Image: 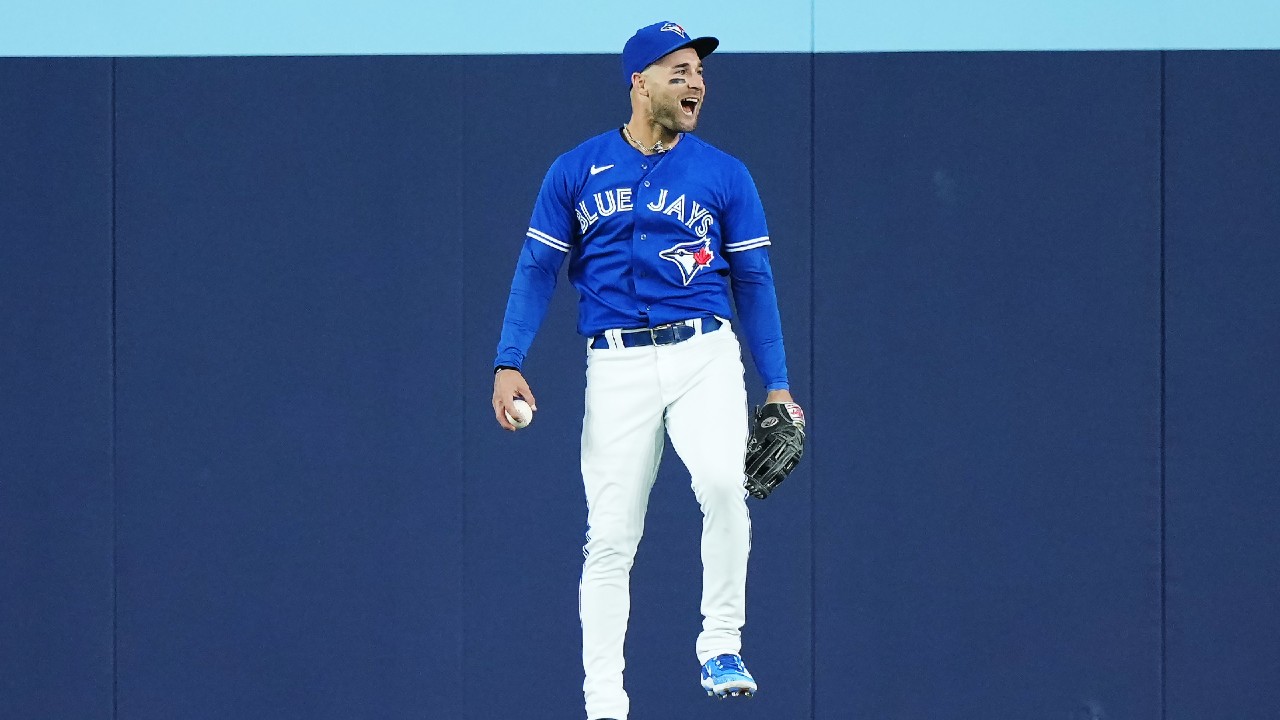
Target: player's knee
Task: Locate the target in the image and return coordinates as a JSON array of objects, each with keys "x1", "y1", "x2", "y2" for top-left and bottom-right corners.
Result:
[
  {"x1": 582, "y1": 524, "x2": 643, "y2": 565},
  {"x1": 693, "y1": 474, "x2": 748, "y2": 512}
]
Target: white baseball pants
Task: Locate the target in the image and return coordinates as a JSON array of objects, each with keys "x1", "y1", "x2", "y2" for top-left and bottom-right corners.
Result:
[{"x1": 578, "y1": 322, "x2": 751, "y2": 720}]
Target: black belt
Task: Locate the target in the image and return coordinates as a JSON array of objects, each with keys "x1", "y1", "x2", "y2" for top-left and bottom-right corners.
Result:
[{"x1": 590, "y1": 317, "x2": 722, "y2": 349}]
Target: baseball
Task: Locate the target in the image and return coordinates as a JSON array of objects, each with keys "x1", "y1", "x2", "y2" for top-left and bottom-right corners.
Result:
[{"x1": 505, "y1": 398, "x2": 533, "y2": 429}]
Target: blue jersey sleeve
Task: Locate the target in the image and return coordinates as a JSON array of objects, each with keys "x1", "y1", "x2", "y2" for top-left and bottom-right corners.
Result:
[
  {"x1": 721, "y1": 162, "x2": 791, "y2": 391},
  {"x1": 493, "y1": 157, "x2": 576, "y2": 370}
]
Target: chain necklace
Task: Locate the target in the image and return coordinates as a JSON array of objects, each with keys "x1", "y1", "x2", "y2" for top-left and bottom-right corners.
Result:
[{"x1": 622, "y1": 124, "x2": 677, "y2": 154}]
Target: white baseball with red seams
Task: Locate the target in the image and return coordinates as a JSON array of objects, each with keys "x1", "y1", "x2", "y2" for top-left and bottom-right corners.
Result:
[{"x1": 504, "y1": 398, "x2": 532, "y2": 428}]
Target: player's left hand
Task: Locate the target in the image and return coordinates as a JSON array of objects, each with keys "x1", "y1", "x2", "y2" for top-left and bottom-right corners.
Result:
[{"x1": 743, "y1": 394, "x2": 805, "y2": 500}]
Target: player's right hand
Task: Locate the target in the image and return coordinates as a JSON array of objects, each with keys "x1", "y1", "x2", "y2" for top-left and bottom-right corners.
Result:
[{"x1": 492, "y1": 368, "x2": 537, "y2": 431}]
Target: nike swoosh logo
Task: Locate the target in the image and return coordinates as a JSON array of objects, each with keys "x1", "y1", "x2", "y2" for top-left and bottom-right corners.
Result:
[{"x1": 590, "y1": 164, "x2": 614, "y2": 176}]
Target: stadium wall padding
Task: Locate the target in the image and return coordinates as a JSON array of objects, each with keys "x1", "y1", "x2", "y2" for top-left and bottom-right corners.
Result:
[
  {"x1": 1, "y1": 58, "x2": 115, "y2": 720},
  {"x1": 1, "y1": 51, "x2": 1277, "y2": 720},
  {"x1": 1162, "y1": 51, "x2": 1280, "y2": 720}
]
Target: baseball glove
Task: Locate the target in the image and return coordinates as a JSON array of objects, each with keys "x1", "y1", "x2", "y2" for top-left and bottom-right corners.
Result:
[{"x1": 743, "y1": 401, "x2": 806, "y2": 499}]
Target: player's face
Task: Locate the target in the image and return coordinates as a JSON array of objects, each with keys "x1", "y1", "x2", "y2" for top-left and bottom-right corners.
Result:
[{"x1": 645, "y1": 47, "x2": 705, "y2": 133}]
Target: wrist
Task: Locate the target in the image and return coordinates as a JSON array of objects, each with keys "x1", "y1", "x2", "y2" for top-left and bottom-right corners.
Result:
[{"x1": 765, "y1": 388, "x2": 794, "y2": 404}]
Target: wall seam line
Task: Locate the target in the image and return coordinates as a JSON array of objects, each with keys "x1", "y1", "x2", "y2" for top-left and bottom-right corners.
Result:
[
  {"x1": 458, "y1": 54, "x2": 469, "y2": 720},
  {"x1": 807, "y1": 3, "x2": 818, "y2": 719},
  {"x1": 110, "y1": 55, "x2": 120, "y2": 720},
  {"x1": 1158, "y1": 48, "x2": 1168, "y2": 720}
]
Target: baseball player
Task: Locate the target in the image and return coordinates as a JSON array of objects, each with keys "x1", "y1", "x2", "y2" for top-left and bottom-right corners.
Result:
[{"x1": 491, "y1": 20, "x2": 801, "y2": 720}]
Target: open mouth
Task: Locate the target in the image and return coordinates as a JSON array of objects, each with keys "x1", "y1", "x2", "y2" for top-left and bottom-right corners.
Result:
[{"x1": 680, "y1": 97, "x2": 699, "y2": 115}]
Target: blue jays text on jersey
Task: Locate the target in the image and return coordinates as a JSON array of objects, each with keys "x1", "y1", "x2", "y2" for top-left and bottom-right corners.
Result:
[{"x1": 495, "y1": 129, "x2": 790, "y2": 390}]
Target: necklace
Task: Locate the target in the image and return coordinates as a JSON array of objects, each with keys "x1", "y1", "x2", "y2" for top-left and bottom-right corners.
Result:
[{"x1": 622, "y1": 125, "x2": 676, "y2": 154}]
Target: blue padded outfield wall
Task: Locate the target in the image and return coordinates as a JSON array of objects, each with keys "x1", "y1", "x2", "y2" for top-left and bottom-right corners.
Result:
[
  {"x1": 0, "y1": 59, "x2": 115, "y2": 720},
  {"x1": 2, "y1": 49, "x2": 1279, "y2": 720}
]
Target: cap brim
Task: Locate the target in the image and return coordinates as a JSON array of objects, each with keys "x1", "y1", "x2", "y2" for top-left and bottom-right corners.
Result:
[{"x1": 681, "y1": 36, "x2": 719, "y2": 59}]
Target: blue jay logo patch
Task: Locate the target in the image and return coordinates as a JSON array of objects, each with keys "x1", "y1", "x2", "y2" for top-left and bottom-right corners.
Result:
[
  {"x1": 659, "y1": 239, "x2": 715, "y2": 285},
  {"x1": 660, "y1": 23, "x2": 688, "y2": 38}
]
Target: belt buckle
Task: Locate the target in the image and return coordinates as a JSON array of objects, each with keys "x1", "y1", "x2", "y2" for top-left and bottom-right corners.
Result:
[{"x1": 649, "y1": 321, "x2": 679, "y2": 346}]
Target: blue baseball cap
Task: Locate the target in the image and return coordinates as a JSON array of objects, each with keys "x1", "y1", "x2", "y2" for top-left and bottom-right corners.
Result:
[{"x1": 622, "y1": 21, "x2": 719, "y2": 88}]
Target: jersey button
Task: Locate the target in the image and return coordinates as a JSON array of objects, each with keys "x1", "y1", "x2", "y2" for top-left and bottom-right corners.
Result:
[
  {"x1": 640, "y1": 234, "x2": 647, "y2": 240},
  {"x1": 643, "y1": 181, "x2": 650, "y2": 187}
]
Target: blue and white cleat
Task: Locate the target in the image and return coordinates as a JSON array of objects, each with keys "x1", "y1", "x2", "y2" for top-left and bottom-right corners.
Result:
[{"x1": 700, "y1": 653, "x2": 757, "y2": 699}]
